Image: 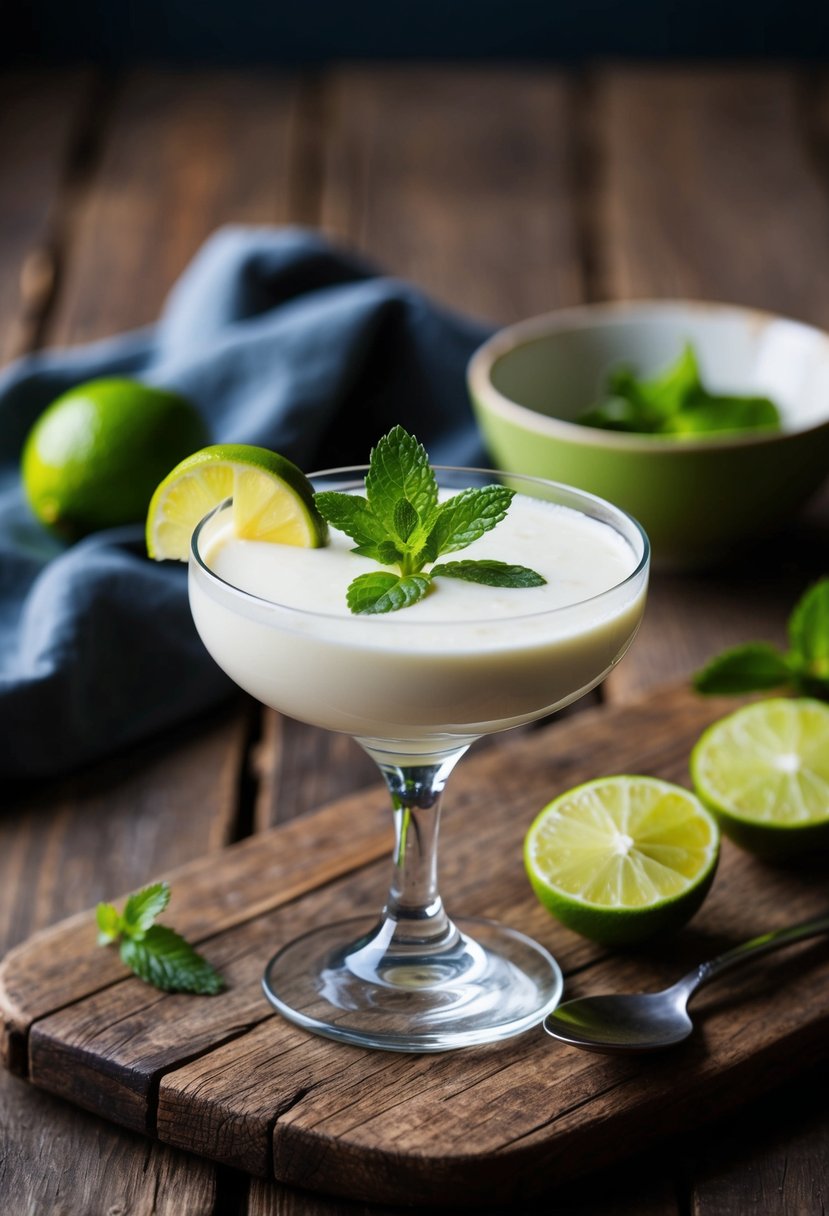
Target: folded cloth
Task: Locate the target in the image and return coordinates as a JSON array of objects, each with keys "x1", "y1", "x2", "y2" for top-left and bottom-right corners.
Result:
[{"x1": 0, "y1": 227, "x2": 491, "y2": 781}]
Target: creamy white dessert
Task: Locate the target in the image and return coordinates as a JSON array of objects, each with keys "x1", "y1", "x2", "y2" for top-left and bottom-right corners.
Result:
[{"x1": 189, "y1": 491, "x2": 647, "y2": 757}]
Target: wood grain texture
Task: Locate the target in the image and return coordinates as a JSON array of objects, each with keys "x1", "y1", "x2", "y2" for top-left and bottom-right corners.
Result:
[
  {"x1": 0, "y1": 68, "x2": 311, "y2": 1212},
  {"x1": 1, "y1": 769, "x2": 392, "y2": 1066},
  {"x1": 47, "y1": 69, "x2": 306, "y2": 345},
  {"x1": 0, "y1": 705, "x2": 249, "y2": 1207},
  {"x1": 0, "y1": 1077, "x2": 217, "y2": 1216},
  {"x1": 320, "y1": 66, "x2": 584, "y2": 324},
  {"x1": 596, "y1": 67, "x2": 829, "y2": 701},
  {"x1": 5, "y1": 685, "x2": 828, "y2": 1205},
  {"x1": 249, "y1": 1169, "x2": 679, "y2": 1216},
  {"x1": 599, "y1": 67, "x2": 829, "y2": 326},
  {"x1": 689, "y1": 1062, "x2": 829, "y2": 1216},
  {"x1": 254, "y1": 711, "x2": 380, "y2": 830},
  {"x1": 249, "y1": 1171, "x2": 679, "y2": 1216},
  {"x1": 0, "y1": 70, "x2": 91, "y2": 363}
]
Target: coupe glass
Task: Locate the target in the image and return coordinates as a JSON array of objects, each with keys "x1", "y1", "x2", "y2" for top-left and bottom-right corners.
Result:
[{"x1": 189, "y1": 467, "x2": 649, "y2": 1052}]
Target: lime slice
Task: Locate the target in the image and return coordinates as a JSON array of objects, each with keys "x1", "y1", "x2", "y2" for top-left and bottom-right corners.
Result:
[
  {"x1": 146, "y1": 444, "x2": 328, "y2": 560},
  {"x1": 691, "y1": 698, "x2": 829, "y2": 858},
  {"x1": 524, "y1": 776, "x2": 720, "y2": 945}
]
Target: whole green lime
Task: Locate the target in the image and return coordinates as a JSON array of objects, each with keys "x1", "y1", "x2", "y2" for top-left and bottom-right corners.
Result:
[{"x1": 21, "y1": 379, "x2": 208, "y2": 541}]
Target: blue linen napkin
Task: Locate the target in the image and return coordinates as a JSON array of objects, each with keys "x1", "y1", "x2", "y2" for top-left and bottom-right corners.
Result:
[{"x1": 0, "y1": 227, "x2": 490, "y2": 780}]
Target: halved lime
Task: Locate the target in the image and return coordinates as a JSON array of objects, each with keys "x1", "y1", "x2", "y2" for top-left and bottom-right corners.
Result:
[
  {"x1": 691, "y1": 698, "x2": 829, "y2": 858},
  {"x1": 524, "y1": 776, "x2": 720, "y2": 945},
  {"x1": 146, "y1": 444, "x2": 328, "y2": 560}
]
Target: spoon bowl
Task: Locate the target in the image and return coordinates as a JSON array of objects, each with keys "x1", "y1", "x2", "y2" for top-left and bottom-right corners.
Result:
[
  {"x1": 544, "y1": 985, "x2": 694, "y2": 1053},
  {"x1": 543, "y1": 913, "x2": 829, "y2": 1054}
]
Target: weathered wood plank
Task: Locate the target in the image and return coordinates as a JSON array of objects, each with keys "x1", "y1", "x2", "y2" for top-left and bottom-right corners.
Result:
[
  {"x1": 593, "y1": 64, "x2": 829, "y2": 1216},
  {"x1": 1, "y1": 705, "x2": 247, "y2": 952},
  {"x1": 0, "y1": 704, "x2": 249, "y2": 1208},
  {"x1": 47, "y1": 68, "x2": 306, "y2": 344},
  {"x1": 155, "y1": 826, "x2": 828, "y2": 1191},
  {"x1": 0, "y1": 771, "x2": 392, "y2": 1063},
  {"x1": 254, "y1": 711, "x2": 380, "y2": 830},
  {"x1": 248, "y1": 1171, "x2": 679, "y2": 1216},
  {"x1": 0, "y1": 1077, "x2": 217, "y2": 1216},
  {"x1": 600, "y1": 67, "x2": 829, "y2": 327},
  {"x1": 5, "y1": 685, "x2": 827, "y2": 1206},
  {"x1": 11, "y1": 681, "x2": 730, "y2": 1063},
  {"x1": 0, "y1": 70, "x2": 91, "y2": 363},
  {"x1": 690, "y1": 1064, "x2": 829, "y2": 1215},
  {"x1": 596, "y1": 67, "x2": 829, "y2": 699},
  {"x1": 320, "y1": 67, "x2": 583, "y2": 324},
  {"x1": 0, "y1": 66, "x2": 320, "y2": 1216}
]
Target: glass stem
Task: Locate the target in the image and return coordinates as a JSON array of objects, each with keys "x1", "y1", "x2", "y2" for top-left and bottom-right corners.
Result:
[{"x1": 357, "y1": 746, "x2": 469, "y2": 961}]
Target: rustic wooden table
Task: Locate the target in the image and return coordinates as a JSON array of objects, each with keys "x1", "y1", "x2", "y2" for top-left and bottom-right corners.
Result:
[{"x1": 2, "y1": 63, "x2": 827, "y2": 1214}]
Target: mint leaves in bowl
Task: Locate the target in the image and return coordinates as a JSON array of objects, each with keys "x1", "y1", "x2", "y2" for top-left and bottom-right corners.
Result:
[
  {"x1": 468, "y1": 301, "x2": 829, "y2": 567},
  {"x1": 578, "y1": 342, "x2": 781, "y2": 437}
]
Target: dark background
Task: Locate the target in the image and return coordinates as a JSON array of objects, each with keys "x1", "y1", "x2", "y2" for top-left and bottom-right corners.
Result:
[{"x1": 6, "y1": 0, "x2": 829, "y2": 64}]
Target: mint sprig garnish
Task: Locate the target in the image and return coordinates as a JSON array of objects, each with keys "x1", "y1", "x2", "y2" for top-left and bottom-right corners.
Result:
[
  {"x1": 315, "y1": 426, "x2": 546, "y2": 613},
  {"x1": 96, "y1": 881, "x2": 224, "y2": 995},
  {"x1": 693, "y1": 578, "x2": 829, "y2": 699}
]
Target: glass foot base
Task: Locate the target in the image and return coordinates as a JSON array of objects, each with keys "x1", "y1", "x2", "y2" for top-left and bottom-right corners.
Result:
[{"x1": 262, "y1": 915, "x2": 563, "y2": 1052}]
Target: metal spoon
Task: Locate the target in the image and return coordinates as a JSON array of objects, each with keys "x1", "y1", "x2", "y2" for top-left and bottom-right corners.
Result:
[{"x1": 543, "y1": 912, "x2": 829, "y2": 1054}]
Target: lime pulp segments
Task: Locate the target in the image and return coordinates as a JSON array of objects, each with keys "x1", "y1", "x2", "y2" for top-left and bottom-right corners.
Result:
[
  {"x1": 146, "y1": 444, "x2": 328, "y2": 560},
  {"x1": 524, "y1": 775, "x2": 720, "y2": 945},
  {"x1": 691, "y1": 698, "x2": 829, "y2": 858}
]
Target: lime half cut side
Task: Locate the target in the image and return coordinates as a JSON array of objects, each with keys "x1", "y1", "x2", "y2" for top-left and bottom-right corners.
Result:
[
  {"x1": 691, "y1": 698, "x2": 829, "y2": 858},
  {"x1": 524, "y1": 776, "x2": 720, "y2": 946},
  {"x1": 146, "y1": 444, "x2": 328, "y2": 560}
]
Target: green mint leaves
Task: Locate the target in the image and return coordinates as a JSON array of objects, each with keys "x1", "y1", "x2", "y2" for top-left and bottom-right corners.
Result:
[
  {"x1": 694, "y1": 579, "x2": 829, "y2": 699},
  {"x1": 431, "y1": 560, "x2": 546, "y2": 588},
  {"x1": 579, "y1": 343, "x2": 781, "y2": 437},
  {"x1": 315, "y1": 427, "x2": 546, "y2": 614},
  {"x1": 96, "y1": 881, "x2": 224, "y2": 995}
]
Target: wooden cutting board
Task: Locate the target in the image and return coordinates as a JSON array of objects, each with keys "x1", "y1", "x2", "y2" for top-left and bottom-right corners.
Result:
[{"x1": 2, "y1": 684, "x2": 828, "y2": 1206}]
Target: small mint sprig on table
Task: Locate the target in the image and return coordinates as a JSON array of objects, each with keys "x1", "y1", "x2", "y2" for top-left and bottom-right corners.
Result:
[
  {"x1": 96, "y1": 881, "x2": 225, "y2": 995},
  {"x1": 314, "y1": 426, "x2": 546, "y2": 614},
  {"x1": 693, "y1": 578, "x2": 829, "y2": 699}
]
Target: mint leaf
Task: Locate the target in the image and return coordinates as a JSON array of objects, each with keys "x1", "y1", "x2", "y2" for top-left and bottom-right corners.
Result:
[
  {"x1": 693, "y1": 643, "x2": 793, "y2": 695},
  {"x1": 789, "y1": 578, "x2": 829, "y2": 680},
  {"x1": 664, "y1": 395, "x2": 780, "y2": 436},
  {"x1": 432, "y1": 560, "x2": 546, "y2": 588},
  {"x1": 314, "y1": 493, "x2": 389, "y2": 549},
  {"x1": 423, "y1": 486, "x2": 515, "y2": 559},
  {"x1": 120, "y1": 925, "x2": 224, "y2": 995},
  {"x1": 122, "y1": 881, "x2": 171, "y2": 938},
  {"x1": 580, "y1": 343, "x2": 781, "y2": 437},
  {"x1": 96, "y1": 902, "x2": 121, "y2": 946},
  {"x1": 98, "y1": 882, "x2": 225, "y2": 994},
  {"x1": 347, "y1": 571, "x2": 431, "y2": 614},
  {"x1": 579, "y1": 395, "x2": 648, "y2": 433},
  {"x1": 640, "y1": 342, "x2": 701, "y2": 419},
  {"x1": 393, "y1": 498, "x2": 419, "y2": 544},
  {"x1": 365, "y1": 427, "x2": 439, "y2": 534},
  {"x1": 352, "y1": 539, "x2": 405, "y2": 565}
]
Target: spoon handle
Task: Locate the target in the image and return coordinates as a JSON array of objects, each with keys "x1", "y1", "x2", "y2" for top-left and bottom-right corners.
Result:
[{"x1": 687, "y1": 912, "x2": 829, "y2": 994}]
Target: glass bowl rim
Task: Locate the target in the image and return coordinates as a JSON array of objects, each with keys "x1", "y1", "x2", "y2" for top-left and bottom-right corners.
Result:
[{"x1": 189, "y1": 464, "x2": 650, "y2": 628}]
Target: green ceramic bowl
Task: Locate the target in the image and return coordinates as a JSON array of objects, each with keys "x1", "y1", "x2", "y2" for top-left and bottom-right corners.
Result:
[{"x1": 468, "y1": 301, "x2": 829, "y2": 566}]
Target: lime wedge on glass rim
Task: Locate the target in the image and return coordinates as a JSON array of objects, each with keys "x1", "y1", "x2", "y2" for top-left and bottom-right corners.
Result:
[
  {"x1": 146, "y1": 444, "x2": 328, "y2": 561},
  {"x1": 524, "y1": 776, "x2": 720, "y2": 946},
  {"x1": 691, "y1": 698, "x2": 829, "y2": 858}
]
